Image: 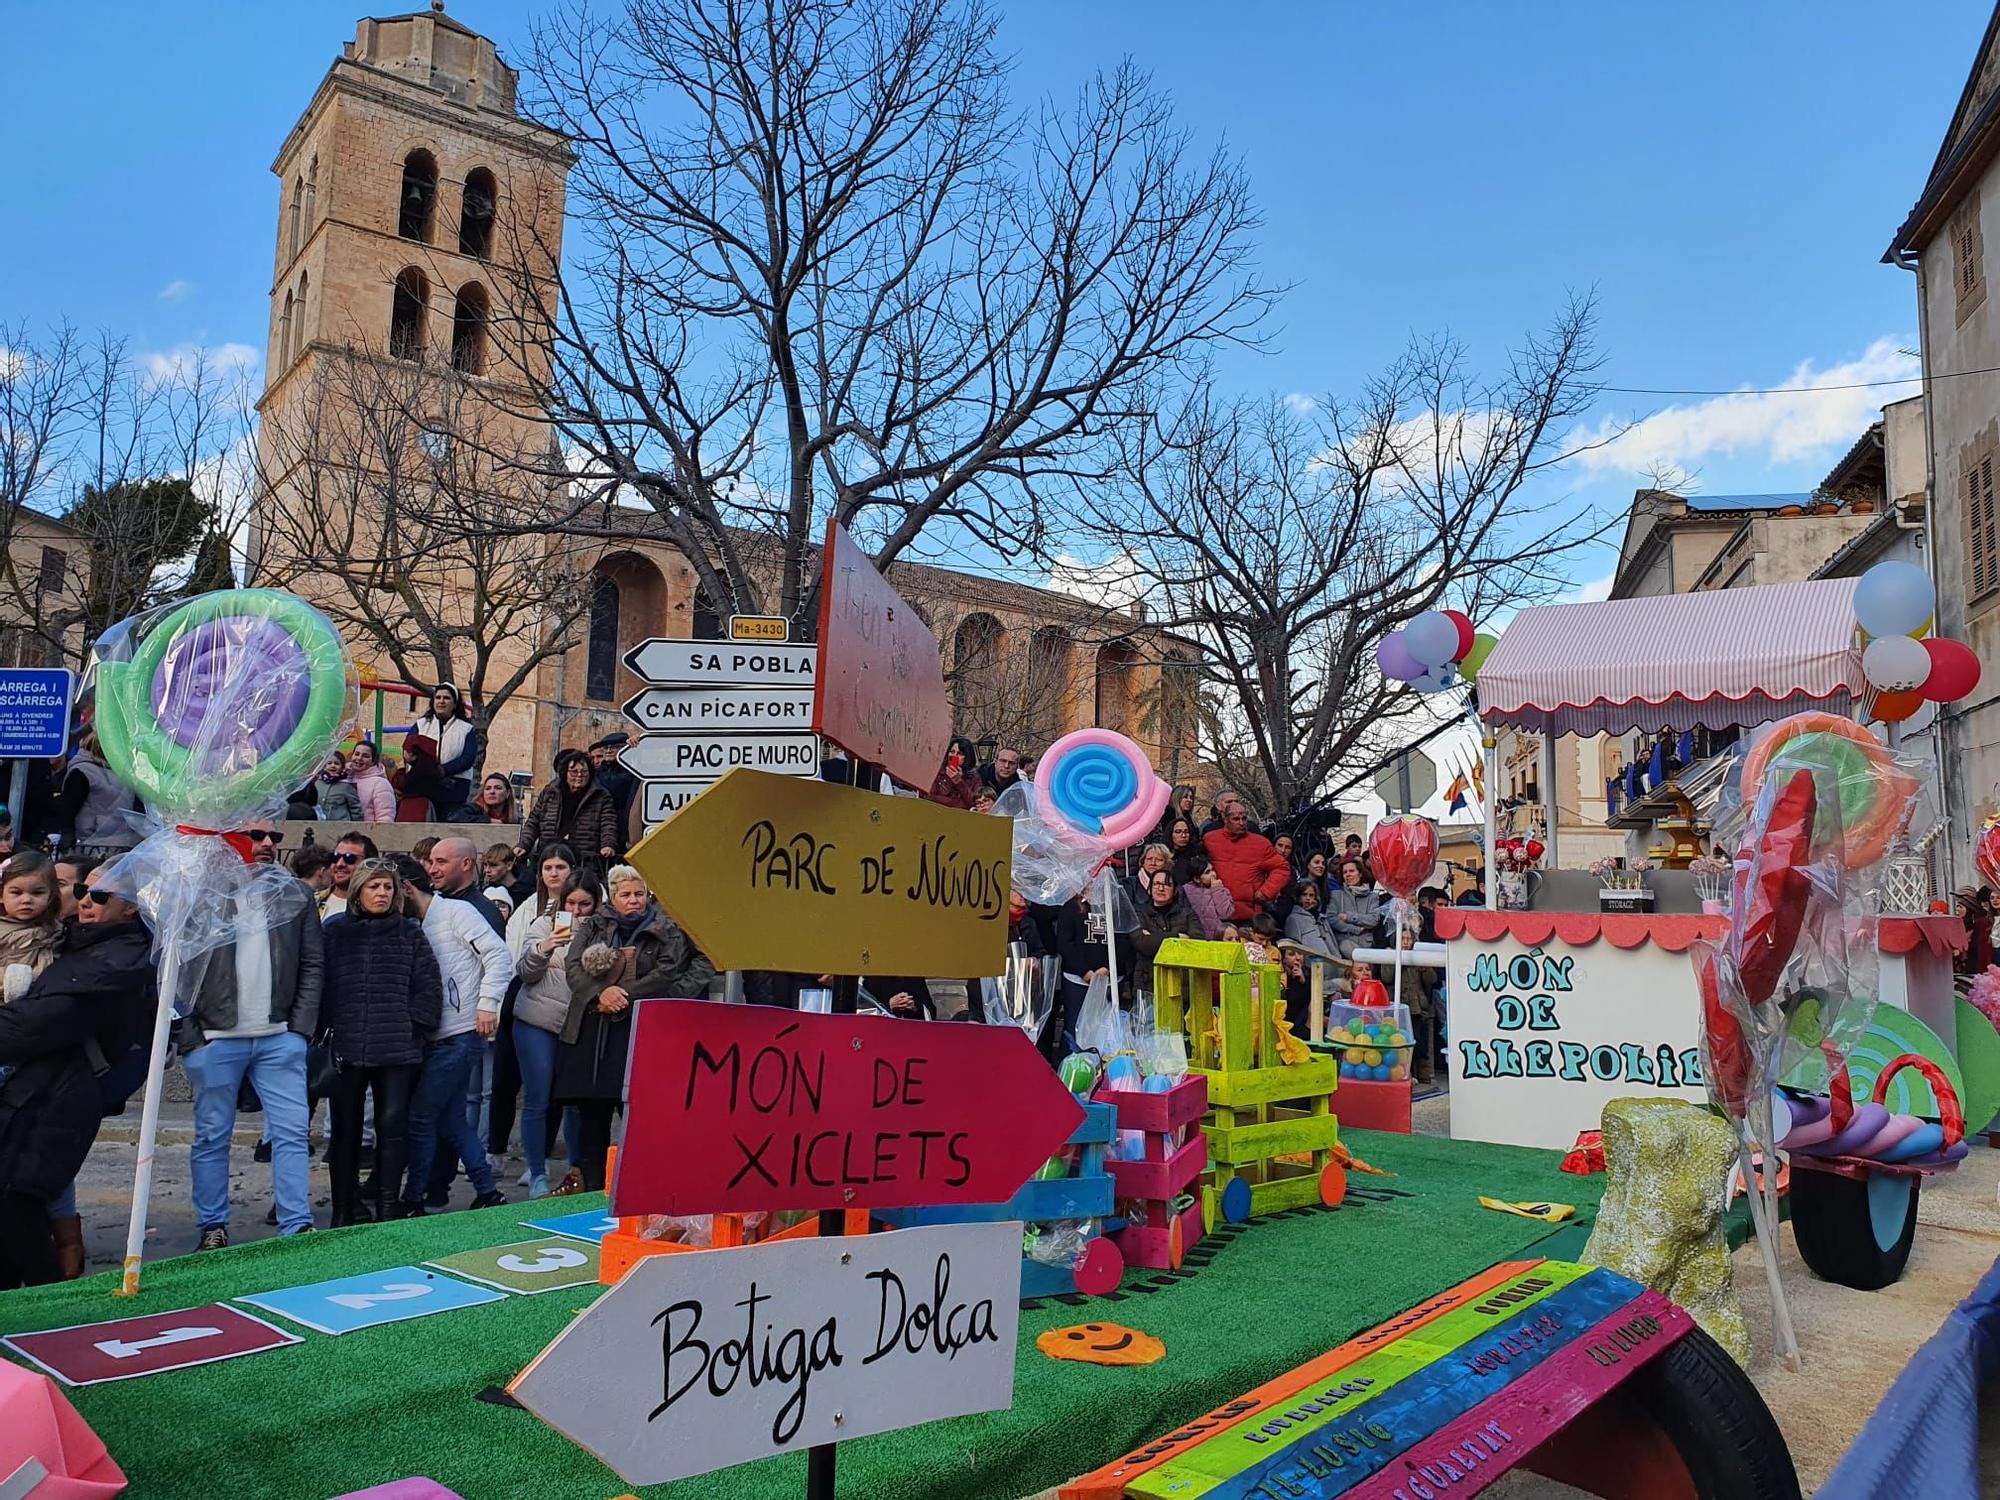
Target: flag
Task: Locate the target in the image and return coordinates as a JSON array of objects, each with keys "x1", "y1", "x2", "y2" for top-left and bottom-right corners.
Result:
[{"x1": 1446, "y1": 773, "x2": 1470, "y2": 813}]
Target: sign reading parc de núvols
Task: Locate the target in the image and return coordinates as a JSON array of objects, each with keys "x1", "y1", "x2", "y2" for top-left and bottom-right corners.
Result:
[
  {"x1": 611, "y1": 1000, "x2": 1084, "y2": 1217},
  {"x1": 627, "y1": 768, "x2": 1013, "y2": 977},
  {"x1": 811, "y1": 521, "x2": 951, "y2": 789},
  {"x1": 0, "y1": 668, "x2": 73, "y2": 758},
  {"x1": 509, "y1": 1221, "x2": 1022, "y2": 1488}
]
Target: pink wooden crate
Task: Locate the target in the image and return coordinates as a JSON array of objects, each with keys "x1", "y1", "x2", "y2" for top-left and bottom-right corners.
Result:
[
  {"x1": 1111, "y1": 1199, "x2": 1205, "y2": 1270},
  {"x1": 1107, "y1": 1132, "x2": 1207, "y2": 1202},
  {"x1": 1093, "y1": 1073, "x2": 1209, "y2": 1134}
]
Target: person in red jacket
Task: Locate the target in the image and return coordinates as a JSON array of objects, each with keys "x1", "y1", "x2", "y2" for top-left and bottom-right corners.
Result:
[{"x1": 1201, "y1": 801, "x2": 1289, "y2": 922}]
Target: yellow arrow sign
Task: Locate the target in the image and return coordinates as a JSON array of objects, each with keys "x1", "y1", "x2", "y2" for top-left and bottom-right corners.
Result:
[{"x1": 626, "y1": 769, "x2": 1013, "y2": 977}]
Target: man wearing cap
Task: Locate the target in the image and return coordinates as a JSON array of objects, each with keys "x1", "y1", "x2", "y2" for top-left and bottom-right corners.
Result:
[{"x1": 589, "y1": 734, "x2": 639, "y2": 855}]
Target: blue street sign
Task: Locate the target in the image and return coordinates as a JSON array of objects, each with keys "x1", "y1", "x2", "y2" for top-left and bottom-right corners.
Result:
[{"x1": 0, "y1": 669, "x2": 73, "y2": 758}]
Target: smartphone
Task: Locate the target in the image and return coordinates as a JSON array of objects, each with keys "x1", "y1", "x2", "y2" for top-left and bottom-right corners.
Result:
[
  {"x1": 553, "y1": 912, "x2": 573, "y2": 939},
  {"x1": 947, "y1": 749, "x2": 964, "y2": 773}
]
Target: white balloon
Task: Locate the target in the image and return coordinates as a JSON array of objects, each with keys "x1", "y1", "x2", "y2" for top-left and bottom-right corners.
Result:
[
  {"x1": 1854, "y1": 560, "x2": 1936, "y2": 639},
  {"x1": 1413, "y1": 663, "x2": 1459, "y2": 693},
  {"x1": 1405, "y1": 611, "x2": 1460, "y2": 668},
  {"x1": 1863, "y1": 633, "x2": 1930, "y2": 692}
]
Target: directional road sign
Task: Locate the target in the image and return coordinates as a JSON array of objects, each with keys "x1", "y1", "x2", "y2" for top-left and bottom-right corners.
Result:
[
  {"x1": 612, "y1": 999, "x2": 1085, "y2": 1216},
  {"x1": 627, "y1": 768, "x2": 1013, "y2": 976},
  {"x1": 509, "y1": 1221, "x2": 1022, "y2": 1488},
  {"x1": 640, "y1": 780, "x2": 715, "y2": 823},
  {"x1": 622, "y1": 639, "x2": 815, "y2": 689},
  {"x1": 618, "y1": 731, "x2": 820, "y2": 781},
  {"x1": 622, "y1": 685, "x2": 816, "y2": 733}
]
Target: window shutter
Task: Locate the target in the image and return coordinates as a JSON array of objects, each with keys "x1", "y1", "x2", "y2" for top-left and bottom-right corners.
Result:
[{"x1": 1970, "y1": 454, "x2": 1998, "y2": 602}]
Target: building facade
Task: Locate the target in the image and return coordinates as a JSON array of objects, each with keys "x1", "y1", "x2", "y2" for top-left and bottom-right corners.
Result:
[
  {"x1": 250, "y1": 7, "x2": 1200, "y2": 789},
  {"x1": 1887, "y1": 5, "x2": 2000, "y2": 885}
]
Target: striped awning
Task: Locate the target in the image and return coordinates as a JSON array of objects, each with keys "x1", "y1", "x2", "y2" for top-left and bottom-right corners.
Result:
[{"x1": 1477, "y1": 577, "x2": 1865, "y2": 736}]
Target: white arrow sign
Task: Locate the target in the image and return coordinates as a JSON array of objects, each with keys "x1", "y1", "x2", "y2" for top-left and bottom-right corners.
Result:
[
  {"x1": 511, "y1": 1221, "x2": 1021, "y2": 1487},
  {"x1": 641, "y1": 780, "x2": 716, "y2": 823},
  {"x1": 623, "y1": 639, "x2": 816, "y2": 688},
  {"x1": 623, "y1": 685, "x2": 816, "y2": 732},
  {"x1": 95, "y1": 1326, "x2": 222, "y2": 1359},
  {"x1": 619, "y1": 731, "x2": 820, "y2": 781}
]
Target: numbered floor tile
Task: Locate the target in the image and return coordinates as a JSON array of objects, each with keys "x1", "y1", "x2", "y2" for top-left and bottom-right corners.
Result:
[
  {"x1": 4, "y1": 1304, "x2": 301, "y2": 1386},
  {"x1": 238, "y1": 1265, "x2": 504, "y2": 1336},
  {"x1": 520, "y1": 1209, "x2": 620, "y2": 1244},
  {"x1": 427, "y1": 1236, "x2": 602, "y2": 1295}
]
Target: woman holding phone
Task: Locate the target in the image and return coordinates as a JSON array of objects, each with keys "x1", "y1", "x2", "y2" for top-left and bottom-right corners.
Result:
[{"x1": 511, "y1": 872, "x2": 600, "y2": 1198}]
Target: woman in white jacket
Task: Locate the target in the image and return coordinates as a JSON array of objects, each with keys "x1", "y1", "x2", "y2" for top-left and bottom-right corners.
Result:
[
  {"x1": 506, "y1": 845, "x2": 588, "y2": 1198},
  {"x1": 406, "y1": 684, "x2": 481, "y2": 820}
]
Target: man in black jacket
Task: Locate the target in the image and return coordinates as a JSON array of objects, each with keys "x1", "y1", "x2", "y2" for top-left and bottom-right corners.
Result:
[
  {"x1": 590, "y1": 733, "x2": 640, "y2": 853},
  {"x1": 0, "y1": 890, "x2": 153, "y2": 1288}
]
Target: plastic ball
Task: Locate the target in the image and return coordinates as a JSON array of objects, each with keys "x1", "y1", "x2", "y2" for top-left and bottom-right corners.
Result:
[
  {"x1": 1104, "y1": 1055, "x2": 1142, "y2": 1092},
  {"x1": 1364, "y1": 1048, "x2": 1383, "y2": 1066},
  {"x1": 1058, "y1": 1053, "x2": 1098, "y2": 1096},
  {"x1": 1371, "y1": 1065, "x2": 1391, "y2": 1081},
  {"x1": 1034, "y1": 1155, "x2": 1069, "y2": 1181},
  {"x1": 1389, "y1": 1065, "x2": 1408, "y2": 1081}
]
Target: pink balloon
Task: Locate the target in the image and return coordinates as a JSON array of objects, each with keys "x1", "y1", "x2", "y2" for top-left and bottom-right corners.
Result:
[{"x1": 1377, "y1": 631, "x2": 1422, "y2": 683}]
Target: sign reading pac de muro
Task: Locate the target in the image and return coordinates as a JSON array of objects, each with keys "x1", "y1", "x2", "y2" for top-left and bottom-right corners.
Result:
[{"x1": 1445, "y1": 932, "x2": 1706, "y2": 1151}]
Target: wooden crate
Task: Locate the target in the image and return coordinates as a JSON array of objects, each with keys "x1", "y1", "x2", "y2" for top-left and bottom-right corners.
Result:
[
  {"x1": 876, "y1": 1100, "x2": 1126, "y2": 1300},
  {"x1": 1152, "y1": 937, "x2": 1343, "y2": 1229},
  {"x1": 1097, "y1": 1074, "x2": 1210, "y2": 1269}
]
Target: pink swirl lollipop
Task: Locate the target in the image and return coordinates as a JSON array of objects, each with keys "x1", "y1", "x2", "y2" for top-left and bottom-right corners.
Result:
[{"x1": 1034, "y1": 728, "x2": 1172, "y2": 849}]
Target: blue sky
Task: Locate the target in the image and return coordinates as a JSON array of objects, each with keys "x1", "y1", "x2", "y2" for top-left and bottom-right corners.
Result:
[{"x1": 1, "y1": 2, "x2": 1984, "y2": 592}]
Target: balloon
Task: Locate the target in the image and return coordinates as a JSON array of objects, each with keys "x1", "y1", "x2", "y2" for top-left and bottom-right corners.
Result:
[
  {"x1": 1872, "y1": 690, "x2": 1924, "y2": 723},
  {"x1": 1405, "y1": 611, "x2": 1460, "y2": 669},
  {"x1": 1854, "y1": 560, "x2": 1936, "y2": 639},
  {"x1": 1862, "y1": 634, "x2": 1930, "y2": 693},
  {"x1": 1920, "y1": 637, "x2": 1981, "y2": 703},
  {"x1": 1412, "y1": 663, "x2": 1459, "y2": 693},
  {"x1": 1368, "y1": 814, "x2": 1439, "y2": 899},
  {"x1": 1442, "y1": 609, "x2": 1476, "y2": 660},
  {"x1": 1377, "y1": 631, "x2": 1422, "y2": 682},
  {"x1": 1460, "y1": 632, "x2": 1499, "y2": 682}
]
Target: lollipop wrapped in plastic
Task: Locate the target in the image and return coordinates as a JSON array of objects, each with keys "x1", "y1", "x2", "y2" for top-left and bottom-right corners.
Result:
[
  {"x1": 89, "y1": 588, "x2": 358, "y2": 997},
  {"x1": 996, "y1": 730, "x2": 1171, "y2": 906}
]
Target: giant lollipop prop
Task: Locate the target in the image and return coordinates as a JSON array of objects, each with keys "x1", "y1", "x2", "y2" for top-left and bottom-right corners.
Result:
[
  {"x1": 1369, "y1": 814, "x2": 1439, "y2": 1009},
  {"x1": 90, "y1": 588, "x2": 356, "y2": 1294}
]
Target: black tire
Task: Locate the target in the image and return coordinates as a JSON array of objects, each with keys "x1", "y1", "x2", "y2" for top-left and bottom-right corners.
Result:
[
  {"x1": 1790, "y1": 1167, "x2": 1919, "y2": 1291},
  {"x1": 1639, "y1": 1324, "x2": 1803, "y2": 1499}
]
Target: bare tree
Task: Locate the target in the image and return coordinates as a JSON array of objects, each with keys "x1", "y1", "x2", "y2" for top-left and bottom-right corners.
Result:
[
  {"x1": 0, "y1": 322, "x2": 251, "y2": 669},
  {"x1": 250, "y1": 349, "x2": 603, "y2": 732},
  {"x1": 1087, "y1": 300, "x2": 1611, "y2": 818},
  {"x1": 509, "y1": 0, "x2": 1272, "y2": 626}
]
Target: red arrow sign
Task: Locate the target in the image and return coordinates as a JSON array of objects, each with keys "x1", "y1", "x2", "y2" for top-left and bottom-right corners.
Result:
[{"x1": 612, "y1": 999, "x2": 1084, "y2": 1216}]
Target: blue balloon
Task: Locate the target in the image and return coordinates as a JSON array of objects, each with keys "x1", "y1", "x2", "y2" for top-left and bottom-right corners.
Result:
[
  {"x1": 1405, "y1": 611, "x2": 1460, "y2": 668},
  {"x1": 1854, "y1": 561, "x2": 1936, "y2": 639},
  {"x1": 1413, "y1": 663, "x2": 1459, "y2": 694}
]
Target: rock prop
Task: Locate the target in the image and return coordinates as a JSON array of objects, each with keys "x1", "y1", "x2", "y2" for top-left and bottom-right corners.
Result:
[{"x1": 1581, "y1": 1098, "x2": 1750, "y2": 1365}]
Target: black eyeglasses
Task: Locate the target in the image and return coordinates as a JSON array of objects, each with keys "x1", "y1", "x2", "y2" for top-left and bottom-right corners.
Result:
[
  {"x1": 82, "y1": 889, "x2": 117, "y2": 906},
  {"x1": 69, "y1": 881, "x2": 90, "y2": 899},
  {"x1": 332, "y1": 851, "x2": 362, "y2": 864},
  {"x1": 246, "y1": 830, "x2": 283, "y2": 846}
]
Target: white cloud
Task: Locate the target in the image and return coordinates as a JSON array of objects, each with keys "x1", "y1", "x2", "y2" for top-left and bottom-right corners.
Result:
[
  {"x1": 157, "y1": 279, "x2": 195, "y2": 303},
  {"x1": 1576, "y1": 338, "x2": 1919, "y2": 475},
  {"x1": 1048, "y1": 550, "x2": 1151, "y2": 612},
  {"x1": 1561, "y1": 569, "x2": 1615, "y2": 605},
  {"x1": 141, "y1": 341, "x2": 260, "y2": 387},
  {"x1": 1283, "y1": 391, "x2": 1317, "y2": 417}
]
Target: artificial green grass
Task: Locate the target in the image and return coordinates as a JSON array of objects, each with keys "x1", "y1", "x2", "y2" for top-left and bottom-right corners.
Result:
[{"x1": 0, "y1": 1130, "x2": 1602, "y2": 1499}]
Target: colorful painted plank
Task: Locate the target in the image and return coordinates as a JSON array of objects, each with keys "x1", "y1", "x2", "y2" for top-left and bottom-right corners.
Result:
[{"x1": 1080, "y1": 1260, "x2": 1693, "y2": 1500}]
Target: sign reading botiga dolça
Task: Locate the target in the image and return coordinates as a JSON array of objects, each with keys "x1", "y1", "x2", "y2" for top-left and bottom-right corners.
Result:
[
  {"x1": 626, "y1": 767, "x2": 1013, "y2": 978},
  {"x1": 510, "y1": 1221, "x2": 1022, "y2": 1487},
  {"x1": 1440, "y1": 918, "x2": 1707, "y2": 1151}
]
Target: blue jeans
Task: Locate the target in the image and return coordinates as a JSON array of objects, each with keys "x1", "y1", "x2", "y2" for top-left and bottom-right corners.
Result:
[
  {"x1": 183, "y1": 1031, "x2": 313, "y2": 1235},
  {"x1": 46, "y1": 1179, "x2": 76, "y2": 1219},
  {"x1": 511, "y1": 1020, "x2": 561, "y2": 1179},
  {"x1": 467, "y1": 1035, "x2": 494, "y2": 1146},
  {"x1": 403, "y1": 1031, "x2": 497, "y2": 1207}
]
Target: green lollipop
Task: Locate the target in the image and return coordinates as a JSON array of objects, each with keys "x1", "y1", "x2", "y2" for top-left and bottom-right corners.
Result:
[{"x1": 92, "y1": 589, "x2": 355, "y2": 822}]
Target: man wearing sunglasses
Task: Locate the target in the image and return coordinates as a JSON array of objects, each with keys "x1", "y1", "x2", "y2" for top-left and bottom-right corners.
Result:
[
  {"x1": 322, "y1": 833, "x2": 378, "y2": 920},
  {"x1": 177, "y1": 817, "x2": 325, "y2": 1249}
]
